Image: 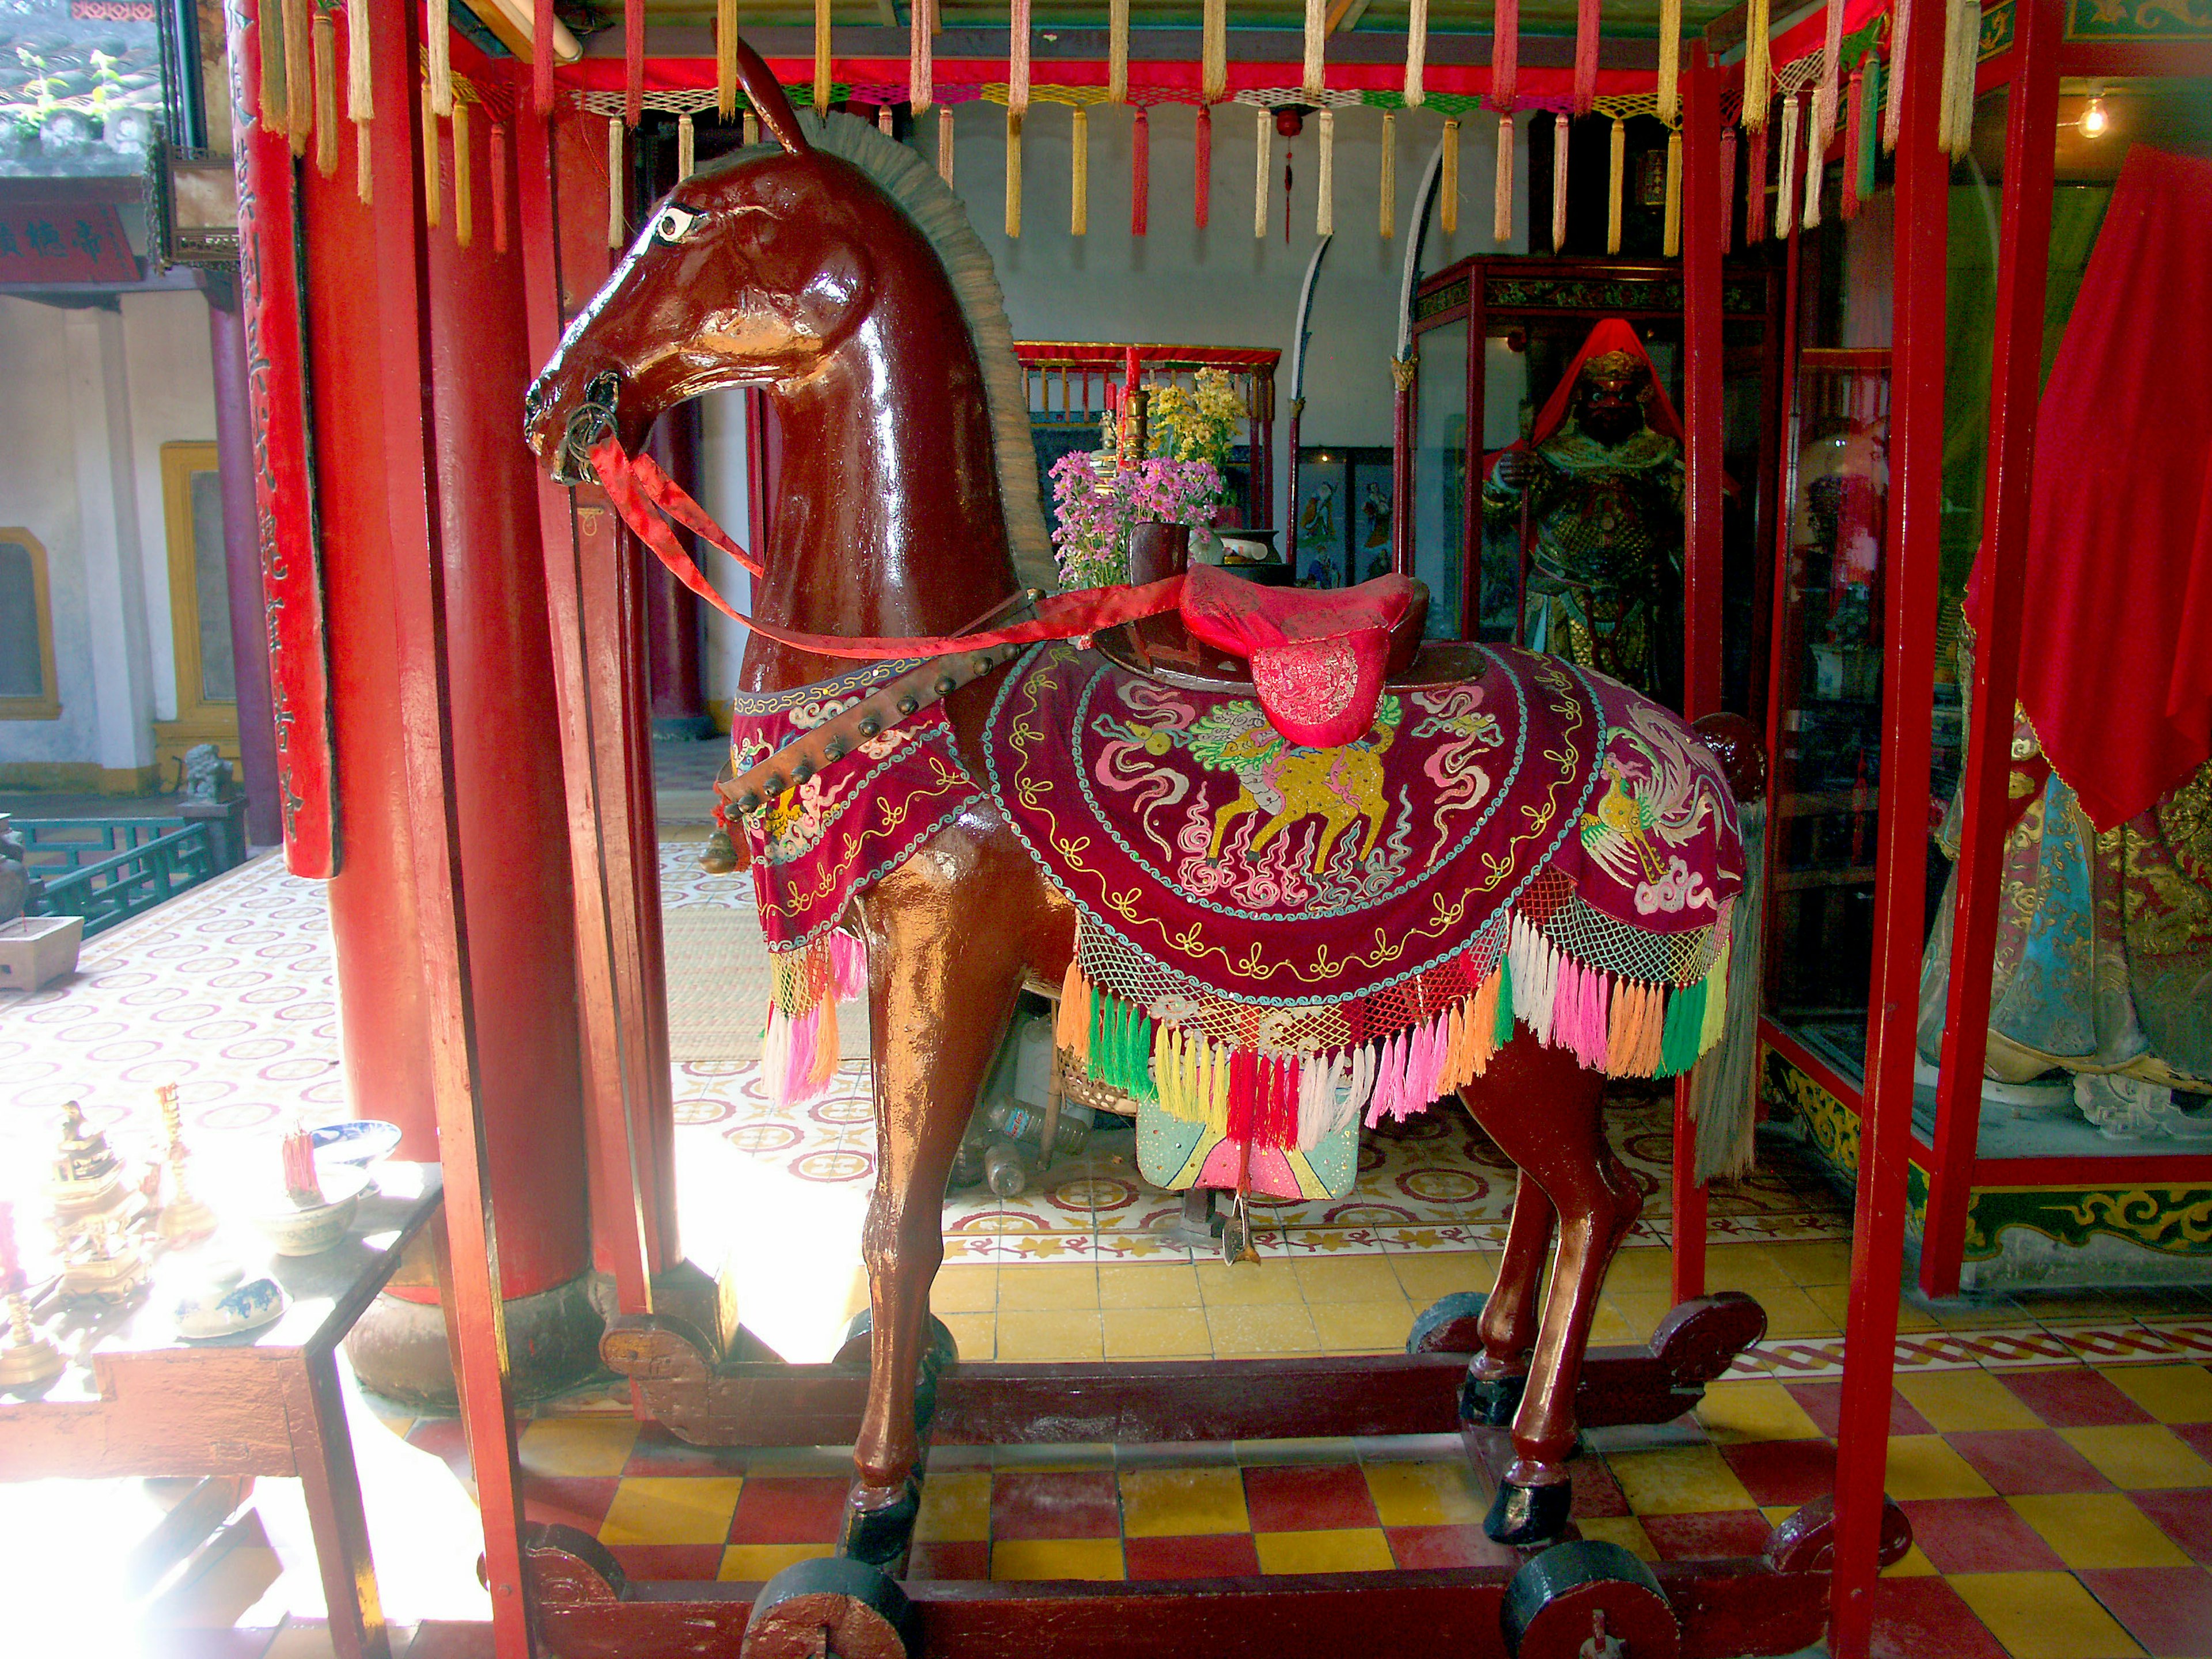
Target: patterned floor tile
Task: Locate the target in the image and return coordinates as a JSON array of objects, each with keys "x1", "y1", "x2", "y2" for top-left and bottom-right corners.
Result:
[
  {"x1": 1866, "y1": 1576, "x2": 2015, "y2": 1659},
  {"x1": 989, "y1": 1537, "x2": 1125, "y2": 1581},
  {"x1": 1118, "y1": 1467, "x2": 1250, "y2": 1537},
  {"x1": 1718, "y1": 1437, "x2": 1838, "y2": 1507},
  {"x1": 1635, "y1": 1509, "x2": 1776, "y2": 1560},
  {"x1": 2133, "y1": 1487, "x2": 2212, "y2": 1567},
  {"x1": 2009, "y1": 1493, "x2": 2195, "y2": 1571},
  {"x1": 1252, "y1": 1527, "x2": 1395, "y2": 1575},
  {"x1": 1945, "y1": 1430, "x2": 2117, "y2": 1497},
  {"x1": 2103, "y1": 1363, "x2": 2212, "y2": 1426},
  {"x1": 599, "y1": 1476, "x2": 744, "y2": 1547},
  {"x1": 2059, "y1": 1424, "x2": 2212, "y2": 1491},
  {"x1": 2073, "y1": 1565, "x2": 2212, "y2": 1658},
  {"x1": 1998, "y1": 1368, "x2": 2158, "y2": 1429},
  {"x1": 1898, "y1": 1497, "x2": 2068, "y2": 1574},
  {"x1": 991, "y1": 1471, "x2": 1122, "y2": 1541},
  {"x1": 1241, "y1": 1464, "x2": 1380, "y2": 1532},
  {"x1": 717, "y1": 1543, "x2": 834, "y2": 1581},
  {"x1": 1384, "y1": 1522, "x2": 1524, "y2": 1570},
  {"x1": 1948, "y1": 1570, "x2": 2149, "y2": 1659},
  {"x1": 1881, "y1": 1436, "x2": 1999, "y2": 1503},
  {"x1": 725, "y1": 1476, "x2": 847, "y2": 1545},
  {"x1": 1122, "y1": 1532, "x2": 1262, "y2": 1580}
]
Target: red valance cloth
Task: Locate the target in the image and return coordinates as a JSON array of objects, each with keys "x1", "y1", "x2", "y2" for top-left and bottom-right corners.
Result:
[{"x1": 1982, "y1": 147, "x2": 2212, "y2": 831}]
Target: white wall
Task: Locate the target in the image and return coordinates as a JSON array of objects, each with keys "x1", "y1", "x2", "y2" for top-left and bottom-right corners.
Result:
[{"x1": 120, "y1": 290, "x2": 221, "y2": 723}]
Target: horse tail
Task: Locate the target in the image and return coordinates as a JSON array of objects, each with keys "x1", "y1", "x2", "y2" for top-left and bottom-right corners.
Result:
[{"x1": 1684, "y1": 794, "x2": 1764, "y2": 1183}]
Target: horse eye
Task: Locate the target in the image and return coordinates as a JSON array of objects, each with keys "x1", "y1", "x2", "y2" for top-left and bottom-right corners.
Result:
[{"x1": 654, "y1": 205, "x2": 702, "y2": 244}]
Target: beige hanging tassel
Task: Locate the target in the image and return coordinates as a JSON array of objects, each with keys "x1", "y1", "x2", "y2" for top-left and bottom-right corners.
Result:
[
  {"x1": 678, "y1": 113, "x2": 695, "y2": 178},
  {"x1": 1010, "y1": 0, "x2": 1031, "y2": 116},
  {"x1": 1493, "y1": 111, "x2": 1513, "y2": 244},
  {"x1": 259, "y1": 0, "x2": 287, "y2": 134},
  {"x1": 606, "y1": 115, "x2": 623, "y2": 247},
  {"x1": 1813, "y1": 0, "x2": 1844, "y2": 158},
  {"x1": 1884, "y1": 0, "x2": 1911, "y2": 151},
  {"x1": 452, "y1": 97, "x2": 472, "y2": 247},
  {"x1": 745, "y1": 111, "x2": 760, "y2": 147},
  {"x1": 1005, "y1": 109, "x2": 1022, "y2": 238},
  {"x1": 1304, "y1": 0, "x2": 1327, "y2": 99},
  {"x1": 1316, "y1": 107, "x2": 1335, "y2": 236},
  {"x1": 1775, "y1": 90, "x2": 1800, "y2": 238},
  {"x1": 311, "y1": 12, "x2": 336, "y2": 177},
  {"x1": 879, "y1": 104, "x2": 895, "y2": 135},
  {"x1": 344, "y1": 0, "x2": 371, "y2": 122},
  {"x1": 1404, "y1": 0, "x2": 1429, "y2": 107},
  {"x1": 1379, "y1": 111, "x2": 1396, "y2": 238},
  {"x1": 718, "y1": 0, "x2": 738, "y2": 117},
  {"x1": 1803, "y1": 120, "x2": 1824, "y2": 229},
  {"x1": 1663, "y1": 128, "x2": 1682, "y2": 255},
  {"x1": 282, "y1": 0, "x2": 311, "y2": 153},
  {"x1": 1940, "y1": 0, "x2": 1979, "y2": 158},
  {"x1": 1551, "y1": 111, "x2": 1569, "y2": 252},
  {"x1": 1440, "y1": 113, "x2": 1459, "y2": 236},
  {"x1": 427, "y1": 0, "x2": 451, "y2": 116},
  {"x1": 1111, "y1": 0, "x2": 1132, "y2": 103},
  {"x1": 910, "y1": 0, "x2": 933, "y2": 113},
  {"x1": 814, "y1": 0, "x2": 832, "y2": 116},
  {"x1": 356, "y1": 119, "x2": 372, "y2": 203},
  {"x1": 937, "y1": 105, "x2": 954, "y2": 184},
  {"x1": 1606, "y1": 116, "x2": 1626, "y2": 253},
  {"x1": 1255, "y1": 105, "x2": 1271, "y2": 239},
  {"x1": 422, "y1": 84, "x2": 442, "y2": 229},
  {"x1": 1200, "y1": 0, "x2": 1226, "y2": 104},
  {"x1": 1657, "y1": 0, "x2": 1682, "y2": 125},
  {"x1": 1744, "y1": 0, "x2": 1771, "y2": 132},
  {"x1": 1071, "y1": 105, "x2": 1089, "y2": 234}
]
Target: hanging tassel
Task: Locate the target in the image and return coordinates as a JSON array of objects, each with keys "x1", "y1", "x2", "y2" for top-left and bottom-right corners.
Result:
[
  {"x1": 422, "y1": 83, "x2": 442, "y2": 229},
  {"x1": 260, "y1": 0, "x2": 287, "y2": 134},
  {"x1": 1700, "y1": 935, "x2": 1732, "y2": 1054},
  {"x1": 911, "y1": 0, "x2": 933, "y2": 113},
  {"x1": 1471, "y1": 968, "x2": 1501, "y2": 1073},
  {"x1": 355, "y1": 108, "x2": 372, "y2": 203},
  {"x1": 1662, "y1": 128, "x2": 1682, "y2": 256},
  {"x1": 605, "y1": 115, "x2": 622, "y2": 247},
  {"x1": 1815, "y1": 0, "x2": 1845, "y2": 158},
  {"x1": 1056, "y1": 957, "x2": 1087, "y2": 1056},
  {"x1": 813, "y1": 0, "x2": 832, "y2": 115},
  {"x1": 1131, "y1": 105, "x2": 1150, "y2": 235},
  {"x1": 427, "y1": 0, "x2": 452, "y2": 117},
  {"x1": 1228, "y1": 1048, "x2": 1257, "y2": 1143},
  {"x1": 1405, "y1": 0, "x2": 1429, "y2": 107},
  {"x1": 1606, "y1": 115, "x2": 1626, "y2": 253},
  {"x1": 744, "y1": 111, "x2": 759, "y2": 146},
  {"x1": 1441, "y1": 114, "x2": 1460, "y2": 237},
  {"x1": 1493, "y1": 952, "x2": 1517, "y2": 1050},
  {"x1": 1195, "y1": 103, "x2": 1213, "y2": 229},
  {"x1": 1634, "y1": 983, "x2": 1667, "y2": 1077},
  {"x1": 1843, "y1": 67, "x2": 1866, "y2": 217},
  {"x1": 623, "y1": 0, "x2": 642, "y2": 126},
  {"x1": 1551, "y1": 111, "x2": 1569, "y2": 253},
  {"x1": 1005, "y1": 109, "x2": 1022, "y2": 238},
  {"x1": 310, "y1": 11, "x2": 336, "y2": 178},
  {"x1": 1071, "y1": 105, "x2": 1089, "y2": 234},
  {"x1": 831, "y1": 931, "x2": 866, "y2": 1002},
  {"x1": 1940, "y1": 0, "x2": 1979, "y2": 159},
  {"x1": 1804, "y1": 105, "x2": 1825, "y2": 229},
  {"x1": 1380, "y1": 111, "x2": 1396, "y2": 239},
  {"x1": 717, "y1": 0, "x2": 737, "y2": 118},
  {"x1": 937, "y1": 105, "x2": 954, "y2": 184},
  {"x1": 1255, "y1": 106, "x2": 1271, "y2": 240},
  {"x1": 1492, "y1": 0, "x2": 1519, "y2": 112},
  {"x1": 1745, "y1": 0, "x2": 1771, "y2": 131},
  {"x1": 1303, "y1": 0, "x2": 1327, "y2": 99},
  {"x1": 878, "y1": 103, "x2": 895, "y2": 136},
  {"x1": 1776, "y1": 89, "x2": 1800, "y2": 238},
  {"x1": 763, "y1": 1005, "x2": 792, "y2": 1105},
  {"x1": 1657, "y1": 0, "x2": 1681, "y2": 124},
  {"x1": 1746, "y1": 116, "x2": 1768, "y2": 244},
  {"x1": 1200, "y1": 0, "x2": 1226, "y2": 104},
  {"x1": 1491, "y1": 111, "x2": 1512, "y2": 243},
  {"x1": 812, "y1": 994, "x2": 839, "y2": 1092},
  {"x1": 490, "y1": 120, "x2": 507, "y2": 253},
  {"x1": 452, "y1": 97, "x2": 472, "y2": 248},
  {"x1": 1719, "y1": 124, "x2": 1737, "y2": 251},
  {"x1": 1111, "y1": 0, "x2": 1132, "y2": 102},
  {"x1": 1316, "y1": 107, "x2": 1335, "y2": 236},
  {"x1": 345, "y1": 0, "x2": 371, "y2": 122},
  {"x1": 1573, "y1": 0, "x2": 1599, "y2": 117},
  {"x1": 1884, "y1": 0, "x2": 1910, "y2": 152},
  {"x1": 677, "y1": 113, "x2": 695, "y2": 179},
  {"x1": 282, "y1": 0, "x2": 311, "y2": 153},
  {"x1": 1010, "y1": 0, "x2": 1032, "y2": 118}
]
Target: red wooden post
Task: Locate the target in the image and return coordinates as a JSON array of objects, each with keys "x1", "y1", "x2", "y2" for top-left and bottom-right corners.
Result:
[
  {"x1": 205, "y1": 294, "x2": 284, "y2": 849},
  {"x1": 1671, "y1": 42, "x2": 1726, "y2": 1305},
  {"x1": 357, "y1": 1, "x2": 531, "y2": 1649},
  {"x1": 1830, "y1": 0, "x2": 1952, "y2": 1648},
  {"x1": 1390, "y1": 357, "x2": 1416, "y2": 578},
  {"x1": 1921, "y1": 0, "x2": 2063, "y2": 1300}
]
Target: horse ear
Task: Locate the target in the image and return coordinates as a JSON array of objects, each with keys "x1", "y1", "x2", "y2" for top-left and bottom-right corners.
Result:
[{"x1": 732, "y1": 36, "x2": 813, "y2": 156}]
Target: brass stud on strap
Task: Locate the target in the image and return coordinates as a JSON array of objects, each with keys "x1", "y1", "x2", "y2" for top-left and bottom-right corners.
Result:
[
  {"x1": 934, "y1": 675, "x2": 958, "y2": 696},
  {"x1": 896, "y1": 696, "x2": 919, "y2": 715},
  {"x1": 762, "y1": 773, "x2": 784, "y2": 795},
  {"x1": 824, "y1": 738, "x2": 847, "y2": 762},
  {"x1": 737, "y1": 791, "x2": 763, "y2": 813},
  {"x1": 791, "y1": 760, "x2": 814, "y2": 784},
  {"x1": 858, "y1": 715, "x2": 882, "y2": 737}
]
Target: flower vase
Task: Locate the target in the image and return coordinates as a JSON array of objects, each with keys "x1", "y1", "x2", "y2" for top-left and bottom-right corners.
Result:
[{"x1": 1128, "y1": 522, "x2": 1190, "y2": 585}]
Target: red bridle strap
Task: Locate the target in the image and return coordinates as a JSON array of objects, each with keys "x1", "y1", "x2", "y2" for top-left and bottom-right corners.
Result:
[{"x1": 589, "y1": 436, "x2": 1186, "y2": 660}]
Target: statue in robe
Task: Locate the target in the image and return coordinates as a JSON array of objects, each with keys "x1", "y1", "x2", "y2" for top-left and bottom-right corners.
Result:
[{"x1": 1484, "y1": 318, "x2": 1686, "y2": 700}]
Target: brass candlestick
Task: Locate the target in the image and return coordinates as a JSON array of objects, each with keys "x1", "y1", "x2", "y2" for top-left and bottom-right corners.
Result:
[
  {"x1": 0, "y1": 1287, "x2": 63, "y2": 1394},
  {"x1": 154, "y1": 1084, "x2": 216, "y2": 1244}
]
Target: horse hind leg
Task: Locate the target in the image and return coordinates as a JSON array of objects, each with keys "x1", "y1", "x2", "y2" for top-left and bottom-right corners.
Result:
[
  {"x1": 1460, "y1": 1157, "x2": 1556, "y2": 1427},
  {"x1": 1457, "y1": 1034, "x2": 1639, "y2": 1548}
]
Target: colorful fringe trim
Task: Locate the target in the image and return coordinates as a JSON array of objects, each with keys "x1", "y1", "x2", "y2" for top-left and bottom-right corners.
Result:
[
  {"x1": 763, "y1": 930, "x2": 868, "y2": 1109},
  {"x1": 1056, "y1": 900, "x2": 1732, "y2": 1157}
]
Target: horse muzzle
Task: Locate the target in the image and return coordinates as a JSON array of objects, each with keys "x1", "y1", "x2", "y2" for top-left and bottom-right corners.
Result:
[{"x1": 543, "y1": 370, "x2": 626, "y2": 487}]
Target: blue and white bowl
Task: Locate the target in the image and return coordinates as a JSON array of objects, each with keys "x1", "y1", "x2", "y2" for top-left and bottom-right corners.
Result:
[
  {"x1": 309, "y1": 1119, "x2": 403, "y2": 1169},
  {"x1": 175, "y1": 1264, "x2": 289, "y2": 1340}
]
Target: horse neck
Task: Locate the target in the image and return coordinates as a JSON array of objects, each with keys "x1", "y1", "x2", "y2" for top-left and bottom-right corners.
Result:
[{"x1": 751, "y1": 282, "x2": 1018, "y2": 676}]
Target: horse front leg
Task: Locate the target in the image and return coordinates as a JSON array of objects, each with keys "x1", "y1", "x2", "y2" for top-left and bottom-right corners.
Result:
[
  {"x1": 1462, "y1": 1160, "x2": 1555, "y2": 1425},
  {"x1": 842, "y1": 842, "x2": 1031, "y2": 1565}
]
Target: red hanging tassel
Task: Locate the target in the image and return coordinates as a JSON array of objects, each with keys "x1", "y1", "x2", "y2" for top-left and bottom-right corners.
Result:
[
  {"x1": 1840, "y1": 69, "x2": 1863, "y2": 219},
  {"x1": 624, "y1": 0, "x2": 643, "y2": 127},
  {"x1": 490, "y1": 120, "x2": 508, "y2": 253},
  {"x1": 1491, "y1": 0, "x2": 1518, "y2": 111},
  {"x1": 1226, "y1": 1049, "x2": 1257, "y2": 1142},
  {"x1": 1719, "y1": 125, "x2": 1738, "y2": 252},
  {"x1": 533, "y1": 0, "x2": 554, "y2": 115},
  {"x1": 1131, "y1": 105, "x2": 1151, "y2": 236},
  {"x1": 1573, "y1": 0, "x2": 1600, "y2": 117},
  {"x1": 1745, "y1": 116, "x2": 1768, "y2": 244},
  {"x1": 1195, "y1": 103, "x2": 1211, "y2": 230}
]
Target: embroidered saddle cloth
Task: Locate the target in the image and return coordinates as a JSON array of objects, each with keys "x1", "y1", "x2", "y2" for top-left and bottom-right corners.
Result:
[{"x1": 983, "y1": 641, "x2": 1747, "y2": 1199}]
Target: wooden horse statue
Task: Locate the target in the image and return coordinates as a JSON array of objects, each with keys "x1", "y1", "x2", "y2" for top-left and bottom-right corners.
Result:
[{"x1": 525, "y1": 41, "x2": 1759, "y2": 1565}]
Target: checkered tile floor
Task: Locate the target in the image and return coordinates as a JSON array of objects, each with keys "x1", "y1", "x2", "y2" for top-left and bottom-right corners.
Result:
[{"x1": 384, "y1": 1344, "x2": 2212, "y2": 1658}]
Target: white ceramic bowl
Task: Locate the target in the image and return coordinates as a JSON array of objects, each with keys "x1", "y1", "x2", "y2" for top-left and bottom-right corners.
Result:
[{"x1": 252, "y1": 1166, "x2": 370, "y2": 1256}]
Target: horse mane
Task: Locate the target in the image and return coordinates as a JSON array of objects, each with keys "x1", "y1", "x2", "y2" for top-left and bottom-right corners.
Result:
[{"x1": 706, "y1": 112, "x2": 1055, "y2": 593}]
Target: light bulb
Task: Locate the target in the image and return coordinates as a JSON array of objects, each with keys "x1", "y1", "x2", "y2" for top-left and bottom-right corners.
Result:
[{"x1": 2081, "y1": 97, "x2": 2109, "y2": 138}]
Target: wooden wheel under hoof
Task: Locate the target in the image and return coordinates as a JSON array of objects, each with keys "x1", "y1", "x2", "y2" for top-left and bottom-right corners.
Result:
[
  {"x1": 739, "y1": 1554, "x2": 919, "y2": 1659},
  {"x1": 834, "y1": 1310, "x2": 959, "y2": 1430},
  {"x1": 1501, "y1": 1540, "x2": 1679, "y2": 1659}
]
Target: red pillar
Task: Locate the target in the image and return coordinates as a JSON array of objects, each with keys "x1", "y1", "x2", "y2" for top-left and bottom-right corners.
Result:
[{"x1": 205, "y1": 289, "x2": 283, "y2": 849}]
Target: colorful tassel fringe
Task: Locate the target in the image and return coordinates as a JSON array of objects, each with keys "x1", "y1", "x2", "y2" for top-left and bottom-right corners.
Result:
[{"x1": 763, "y1": 931, "x2": 868, "y2": 1109}]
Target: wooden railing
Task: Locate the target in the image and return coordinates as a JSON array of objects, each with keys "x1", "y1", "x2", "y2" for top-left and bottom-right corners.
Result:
[{"x1": 14, "y1": 818, "x2": 222, "y2": 938}]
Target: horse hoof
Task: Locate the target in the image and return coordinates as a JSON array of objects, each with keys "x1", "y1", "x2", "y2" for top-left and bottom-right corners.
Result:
[
  {"x1": 839, "y1": 1476, "x2": 923, "y2": 1571},
  {"x1": 1460, "y1": 1369, "x2": 1526, "y2": 1428},
  {"x1": 740, "y1": 1554, "x2": 918, "y2": 1659},
  {"x1": 1484, "y1": 1475, "x2": 1573, "y2": 1549},
  {"x1": 1499, "y1": 1539, "x2": 1677, "y2": 1659}
]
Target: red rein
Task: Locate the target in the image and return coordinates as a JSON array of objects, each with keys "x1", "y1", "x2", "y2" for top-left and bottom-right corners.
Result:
[{"x1": 587, "y1": 437, "x2": 1187, "y2": 660}]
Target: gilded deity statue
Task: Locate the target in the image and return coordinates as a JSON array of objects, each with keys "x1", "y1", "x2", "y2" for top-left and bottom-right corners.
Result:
[{"x1": 1484, "y1": 319, "x2": 1685, "y2": 700}]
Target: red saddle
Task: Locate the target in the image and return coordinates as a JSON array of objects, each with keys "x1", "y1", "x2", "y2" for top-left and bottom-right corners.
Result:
[{"x1": 1179, "y1": 565, "x2": 1426, "y2": 747}]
